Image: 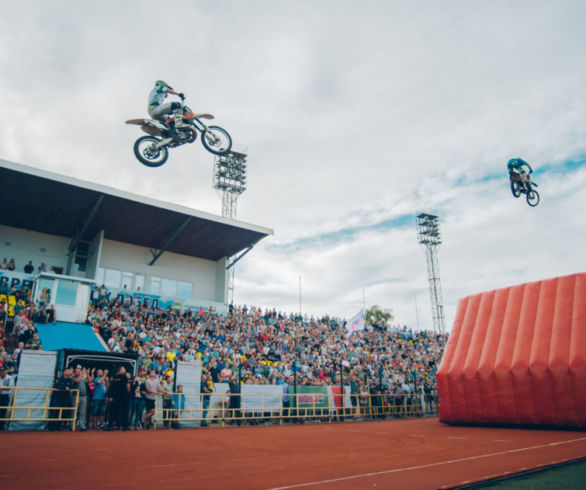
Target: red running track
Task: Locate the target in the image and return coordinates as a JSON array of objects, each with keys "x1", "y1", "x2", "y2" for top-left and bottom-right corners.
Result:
[{"x1": 1, "y1": 418, "x2": 585, "y2": 489}]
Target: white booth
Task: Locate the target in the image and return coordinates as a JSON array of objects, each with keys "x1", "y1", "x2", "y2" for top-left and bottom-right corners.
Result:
[{"x1": 33, "y1": 273, "x2": 94, "y2": 323}]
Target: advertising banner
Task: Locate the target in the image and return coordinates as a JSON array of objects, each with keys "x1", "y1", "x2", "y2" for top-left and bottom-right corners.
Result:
[
  {"x1": 9, "y1": 350, "x2": 58, "y2": 431},
  {"x1": 94, "y1": 285, "x2": 227, "y2": 315},
  {"x1": 207, "y1": 383, "x2": 230, "y2": 420},
  {"x1": 328, "y1": 386, "x2": 352, "y2": 412},
  {"x1": 0, "y1": 271, "x2": 34, "y2": 317},
  {"x1": 99, "y1": 288, "x2": 163, "y2": 309},
  {"x1": 175, "y1": 360, "x2": 202, "y2": 427},
  {"x1": 0, "y1": 270, "x2": 35, "y2": 292},
  {"x1": 288, "y1": 385, "x2": 330, "y2": 409},
  {"x1": 241, "y1": 384, "x2": 284, "y2": 413}
]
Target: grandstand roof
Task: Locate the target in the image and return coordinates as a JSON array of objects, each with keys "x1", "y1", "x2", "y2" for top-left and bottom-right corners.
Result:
[
  {"x1": 0, "y1": 159, "x2": 273, "y2": 261},
  {"x1": 36, "y1": 322, "x2": 107, "y2": 352}
]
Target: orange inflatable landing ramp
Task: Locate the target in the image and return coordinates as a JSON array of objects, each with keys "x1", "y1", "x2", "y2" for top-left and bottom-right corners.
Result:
[{"x1": 437, "y1": 272, "x2": 586, "y2": 427}]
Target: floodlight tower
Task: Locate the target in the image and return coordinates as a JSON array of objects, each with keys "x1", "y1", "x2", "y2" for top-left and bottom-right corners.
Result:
[
  {"x1": 213, "y1": 149, "x2": 248, "y2": 304},
  {"x1": 416, "y1": 213, "x2": 446, "y2": 334}
]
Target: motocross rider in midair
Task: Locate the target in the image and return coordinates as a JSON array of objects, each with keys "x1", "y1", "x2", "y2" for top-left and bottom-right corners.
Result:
[
  {"x1": 507, "y1": 158, "x2": 533, "y2": 190},
  {"x1": 507, "y1": 158, "x2": 533, "y2": 183},
  {"x1": 148, "y1": 80, "x2": 185, "y2": 140}
]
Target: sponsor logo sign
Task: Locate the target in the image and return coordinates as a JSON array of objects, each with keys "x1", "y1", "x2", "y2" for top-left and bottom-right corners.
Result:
[{"x1": 288, "y1": 386, "x2": 330, "y2": 409}]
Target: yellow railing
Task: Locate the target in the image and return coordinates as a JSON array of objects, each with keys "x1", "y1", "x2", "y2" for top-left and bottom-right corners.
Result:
[
  {"x1": 0, "y1": 387, "x2": 437, "y2": 431},
  {"x1": 0, "y1": 387, "x2": 79, "y2": 431},
  {"x1": 152, "y1": 391, "x2": 438, "y2": 428}
]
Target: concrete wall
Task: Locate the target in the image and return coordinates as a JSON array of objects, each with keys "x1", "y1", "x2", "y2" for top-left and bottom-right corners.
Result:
[
  {"x1": 0, "y1": 225, "x2": 69, "y2": 274},
  {"x1": 0, "y1": 225, "x2": 228, "y2": 304},
  {"x1": 99, "y1": 239, "x2": 226, "y2": 303}
]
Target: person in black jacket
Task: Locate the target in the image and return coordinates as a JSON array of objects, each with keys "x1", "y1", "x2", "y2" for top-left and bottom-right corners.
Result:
[
  {"x1": 200, "y1": 373, "x2": 213, "y2": 427},
  {"x1": 48, "y1": 368, "x2": 74, "y2": 431},
  {"x1": 109, "y1": 366, "x2": 131, "y2": 430},
  {"x1": 129, "y1": 374, "x2": 146, "y2": 430},
  {"x1": 228, "y1": 374, "x2": 241, "y2": 425}
]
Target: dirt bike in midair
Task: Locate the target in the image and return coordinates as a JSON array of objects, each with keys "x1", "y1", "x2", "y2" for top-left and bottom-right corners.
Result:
[
  {"x1": 126, "y1": 96, "x2": 232, "y2": 167},
  {"x1": 510, "y1": 171, "x2": 540, "y2": 207}
]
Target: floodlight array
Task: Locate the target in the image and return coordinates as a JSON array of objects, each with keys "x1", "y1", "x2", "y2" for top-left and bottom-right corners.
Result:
[
  {"x1": 415, "y1": 212, "x2": 446, "y2": 334},
  {"x1": 214, "y1": 151, "x2": 247, "y2": 195},
  {"x1": 416, "y1": 213, "x2": 442, "y2": 246}
]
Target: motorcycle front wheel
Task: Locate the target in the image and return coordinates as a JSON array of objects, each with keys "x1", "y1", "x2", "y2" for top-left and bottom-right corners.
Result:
[
  {"x1": 510, "y1": 181, "x2": 522, "y2": 198},
  {"x1": 133, "y1": 136, "x2": 169, "y2": 167},
  {"x1": 201, "y1": 126, "x2": 232, "y2": 155},
  {"x1": 527, "y1": 189, "x2": 540, "y2": 207}
]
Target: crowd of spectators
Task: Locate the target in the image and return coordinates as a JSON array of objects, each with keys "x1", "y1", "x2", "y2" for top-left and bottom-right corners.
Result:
[
  {"x1": 1, "y1": 280, "x2": 447, "y2": 431},
  {"x1": 44, "y1": 364, "x2": 192, "y2": 432},
  {"x1": 0, "y1": 266, "x2": 57, "y2": 377},
  {"x1": 85, "y1": 287, "x2": 447, "y2": 417},
  {"x1": 0, "y1": 306, "x2": 47, "y2": 378},
  {"x1": 0, "y1": 283, "x2": 45, "y2": 427}
]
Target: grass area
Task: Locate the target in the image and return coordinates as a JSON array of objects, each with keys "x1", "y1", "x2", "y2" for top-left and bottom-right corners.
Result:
[{"x1": 483, "y1": 459, "x2": 586, "y2": 489}]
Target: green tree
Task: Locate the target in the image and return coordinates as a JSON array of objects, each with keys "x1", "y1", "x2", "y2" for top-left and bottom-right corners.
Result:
[{"x1": 366, "y1": 305, "x2": 394, "y2": 328}]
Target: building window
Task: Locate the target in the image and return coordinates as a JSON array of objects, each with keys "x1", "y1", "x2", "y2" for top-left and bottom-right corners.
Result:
[
  {"x1": 96, "y1": 269, "x2": 191, "y2": 300},
  {"x1": 121, "y1": 271, "x2": 133, "y2": 290},
  {"x1": 56, "y1": 279, "x2": 77, "y2": 306},
  {"x1": 104, "y1": 269, "x2": 121, "y2": 289},
  {"x1": 161, "y1": 278, "x2": 177, "y2": 297},
  {"x1": 135, "y1": 274, "x2": 145, "y2": 291},
  {"x1": 150, "y1": 277, "x2": 161, "y2": 295},
  {"x1": 176, "y1": 281, "x2": 193, "y2": 299}
]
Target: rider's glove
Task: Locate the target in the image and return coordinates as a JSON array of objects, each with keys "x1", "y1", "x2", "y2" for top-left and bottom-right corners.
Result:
[{"x1": 179, "y1": 93, "x2": 185, "y2": 100}]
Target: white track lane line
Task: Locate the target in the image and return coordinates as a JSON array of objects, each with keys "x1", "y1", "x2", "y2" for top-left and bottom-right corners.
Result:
[{"x1": 268, "y1": 436, "x2": 586, "y2": 490}]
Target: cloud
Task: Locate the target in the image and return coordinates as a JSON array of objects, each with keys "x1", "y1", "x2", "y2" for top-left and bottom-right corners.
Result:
[{"x1": 1, "y1": 1, "x2": 585, "y2": 329}]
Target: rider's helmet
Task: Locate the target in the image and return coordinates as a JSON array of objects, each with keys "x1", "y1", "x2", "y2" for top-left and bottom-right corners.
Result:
[{"x1": 155, "y1": 80, "x2": 173, "y2": 90}]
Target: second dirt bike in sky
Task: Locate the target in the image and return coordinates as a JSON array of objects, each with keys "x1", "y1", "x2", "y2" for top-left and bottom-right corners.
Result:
[
  {"x1": 126, "y1": 96, "x2": 232, "y2": 167},
  {"x1": 510, "y1": 170, "x2": 540, "y2": 207}
]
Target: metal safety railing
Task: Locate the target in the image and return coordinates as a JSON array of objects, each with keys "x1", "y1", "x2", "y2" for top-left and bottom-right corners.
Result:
[
  {"x1": 150, "y1": 391, "x2": 438, "y2": 429},
  {"x1": 0, "y1": 387, "x2": 437, "y2": 431},
  {"x1": 0, "y1": 386, "x2": 80, "y2": 431}
]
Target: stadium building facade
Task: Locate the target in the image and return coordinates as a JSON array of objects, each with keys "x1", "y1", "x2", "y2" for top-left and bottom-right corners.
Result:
[{"x1": 0, "y1": 159, "x2": 273, "y2": 321}]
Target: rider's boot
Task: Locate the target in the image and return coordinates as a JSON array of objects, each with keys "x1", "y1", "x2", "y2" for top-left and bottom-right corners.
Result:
[
  {"x1": 173, "y1": 109, "x2": 186, "y2": 129},
  {"x1": 170, "y1": 123, "x2": 179, "y2": 142},
  {"x1": 163, "y1": 117, "x2": 181, "y2": 143}
]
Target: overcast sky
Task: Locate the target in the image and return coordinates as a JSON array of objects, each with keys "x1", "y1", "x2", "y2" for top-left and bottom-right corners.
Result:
[{"x1": 1, "y1": 0, "x2": 585, "y2": 330}]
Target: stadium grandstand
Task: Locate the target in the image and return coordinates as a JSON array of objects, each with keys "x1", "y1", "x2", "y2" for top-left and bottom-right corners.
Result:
[{"x1": 0, "y1": 158, "x2": 446, "y2": 433}]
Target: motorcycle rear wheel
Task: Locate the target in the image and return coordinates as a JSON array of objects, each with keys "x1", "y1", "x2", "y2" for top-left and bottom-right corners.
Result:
[
  {"x1": 134, "y1": 136, "x2": 169, "y2": 167},
  {"x1": 526, "y1": 189, "x2": 540, "y2": 207},
  {"x1": 510, "y1": 181, "x2": 522, "y2": 198},
  {"x1": 201, "y1": 126, "x2": 232, "y2": 155}
]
